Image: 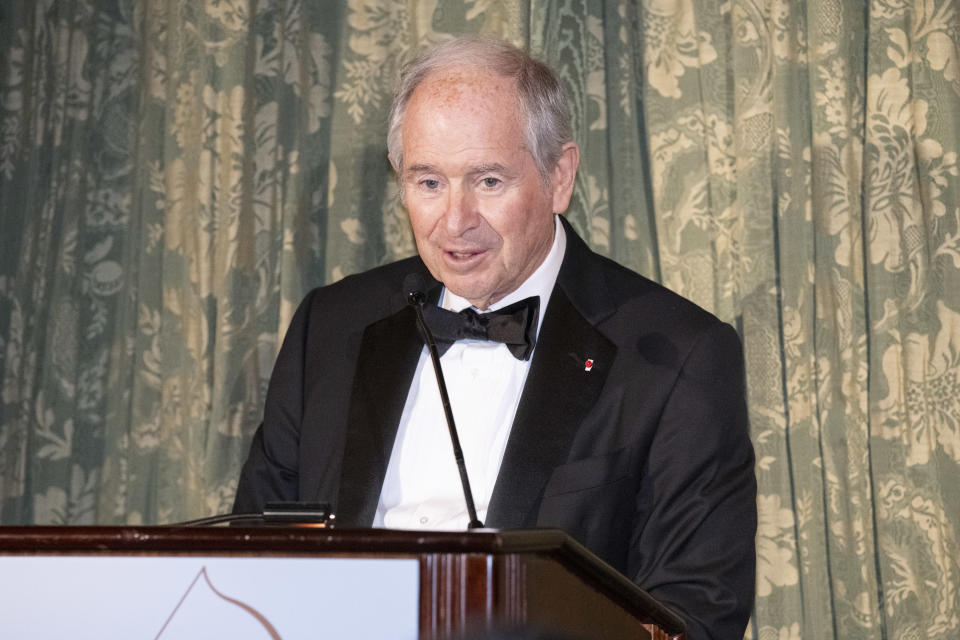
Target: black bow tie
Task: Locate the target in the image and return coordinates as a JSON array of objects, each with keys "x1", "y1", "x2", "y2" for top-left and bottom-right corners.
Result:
[{"x1": 419, "y1": 296, "x2": 540, "y2": 360}]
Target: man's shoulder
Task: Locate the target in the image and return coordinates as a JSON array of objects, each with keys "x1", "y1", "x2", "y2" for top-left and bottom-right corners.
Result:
[
  {"x1": 564, "y1": 243, "x2": 725, "y2": 338},
  {"x1": 610, "y1": 258, "x2": 718, "y2": 323}
]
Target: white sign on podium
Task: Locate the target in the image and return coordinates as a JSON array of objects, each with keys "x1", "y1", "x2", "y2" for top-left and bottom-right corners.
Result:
[{"x1": 0, "y1": 555, "x2": 419, "y2": 639}]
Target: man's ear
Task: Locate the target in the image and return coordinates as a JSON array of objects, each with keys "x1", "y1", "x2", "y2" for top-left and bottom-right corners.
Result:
[
  {"x1": 389, "y1": 153, "x2": 407, "y2": 204},
  {"x1": 551, "y1": 142, "x2": 580, "y2": 213}
]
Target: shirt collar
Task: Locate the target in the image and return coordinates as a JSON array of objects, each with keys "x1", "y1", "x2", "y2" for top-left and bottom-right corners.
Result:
[{"x1": 441, "y1": 214, "x2": 566, "y2": 339}]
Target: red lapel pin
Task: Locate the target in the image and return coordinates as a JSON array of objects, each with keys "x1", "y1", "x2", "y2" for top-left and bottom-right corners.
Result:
[{"x1": 584, "y1": 359, "x2": 594, "y2": 372}]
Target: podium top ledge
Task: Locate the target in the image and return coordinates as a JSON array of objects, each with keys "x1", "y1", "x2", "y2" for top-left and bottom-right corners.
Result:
[{"x1": 0, "y1": 525, "x2": 686, "y2": 635}]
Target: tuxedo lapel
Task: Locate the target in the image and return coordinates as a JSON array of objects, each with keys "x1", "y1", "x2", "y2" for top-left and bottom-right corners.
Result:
[
  {"x1": 335, "y1": 275, "x2": 440, "y2": 526},
  {"x1": 486, "y1": 283, "x2": 616, "y2": 528}
]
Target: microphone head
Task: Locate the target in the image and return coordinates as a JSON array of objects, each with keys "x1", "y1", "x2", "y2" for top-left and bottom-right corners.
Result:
[
  {"x1": 403, "y1": 272, "x2": 429, "y2": 306},
  {"x1": 408, "y1": 291, "x2": 426, "y2": 305}
]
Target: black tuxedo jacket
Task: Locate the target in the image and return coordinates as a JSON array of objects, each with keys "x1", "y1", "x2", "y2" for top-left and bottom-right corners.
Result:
[{"x1": 234, "y1": 218, "x2": 756, "y2": 640}]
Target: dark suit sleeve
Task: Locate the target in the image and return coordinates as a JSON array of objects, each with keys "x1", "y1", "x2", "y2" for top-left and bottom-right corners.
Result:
[
  {"x1": 232, "y1": 290, "x2": 318, "y2": 514},
  {"x1": 632, "y1": 321, "x2": 756, "y2": 640}
]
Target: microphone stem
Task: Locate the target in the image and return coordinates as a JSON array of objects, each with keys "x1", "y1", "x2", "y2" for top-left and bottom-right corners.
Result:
[{"x1": 411, "y1": 301, "x2": 484, "y2": 529}]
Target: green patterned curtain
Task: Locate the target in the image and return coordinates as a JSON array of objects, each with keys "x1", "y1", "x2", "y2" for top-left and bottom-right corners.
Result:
[{"x1": 1, "y1": 1, "x2": 958, "y2": 638}]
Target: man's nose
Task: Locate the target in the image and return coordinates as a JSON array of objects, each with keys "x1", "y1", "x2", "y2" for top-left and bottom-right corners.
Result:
[{"x1": 442, "y1": 185, "x2": 479, "y2": 235}]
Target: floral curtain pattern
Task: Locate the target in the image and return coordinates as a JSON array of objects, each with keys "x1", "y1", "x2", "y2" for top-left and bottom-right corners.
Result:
[{"x1": 1, "y1": 1, "x2": 958, "y2": 638}]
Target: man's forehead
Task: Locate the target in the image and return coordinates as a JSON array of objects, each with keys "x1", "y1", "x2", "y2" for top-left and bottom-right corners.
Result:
[
  {"x1": 400, "y1": 127, "x2": 530, "y2": 173},
  {"x1": 400, "y1": 66, "x2": 528, "y2": 166},
  {"x1": 411, "y1": 65, "x2": 518, "y2": 109}
]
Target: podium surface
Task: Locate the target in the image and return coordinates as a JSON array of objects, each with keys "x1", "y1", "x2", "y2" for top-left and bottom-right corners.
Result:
[{"x1": 0, "y1": 526, "x2": 685, "y2": 640}]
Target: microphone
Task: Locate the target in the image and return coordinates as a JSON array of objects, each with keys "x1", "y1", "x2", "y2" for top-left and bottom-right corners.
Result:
[
  {"x1": 173, "y1": 502, "x2": 335, "y2": 527},
  {"x1": 407, "y1": 282, "x2": 485, "y2": 530}
]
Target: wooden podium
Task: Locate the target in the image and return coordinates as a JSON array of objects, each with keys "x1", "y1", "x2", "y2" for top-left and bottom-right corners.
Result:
[{"x1": 0, "y1": 526, "x2": 685, "y2": 639}]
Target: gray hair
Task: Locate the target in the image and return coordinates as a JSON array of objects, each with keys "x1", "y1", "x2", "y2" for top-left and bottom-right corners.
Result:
[{"x1": 387, "y1": 35, "x2": 572, "y2": 183}]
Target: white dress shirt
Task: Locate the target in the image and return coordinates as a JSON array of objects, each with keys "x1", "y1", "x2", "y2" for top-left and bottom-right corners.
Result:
[{"x1": 374, "y1": 215, "x2": 567, "y2": 530}]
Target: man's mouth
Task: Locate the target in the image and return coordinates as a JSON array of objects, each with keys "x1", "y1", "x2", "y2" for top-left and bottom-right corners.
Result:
[{"x1": 446, "y1": 249, "x2": 484, "y2": 260}]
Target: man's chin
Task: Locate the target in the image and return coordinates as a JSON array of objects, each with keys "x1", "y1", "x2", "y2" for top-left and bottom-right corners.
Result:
[{"x1": 440, "y1": 278, "x2": 500, "y2": 309}]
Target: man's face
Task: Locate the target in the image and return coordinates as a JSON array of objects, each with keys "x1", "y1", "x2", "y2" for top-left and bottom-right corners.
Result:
[{"x1": 396, "y1": 67, "x2": 577, "y2": 310}]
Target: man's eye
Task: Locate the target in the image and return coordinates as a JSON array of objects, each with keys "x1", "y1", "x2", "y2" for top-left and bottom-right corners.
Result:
[
  {"x1": 482, "y1": 177, "x2": 501, "y2": 188},
  {"x1": 421, "y1": 179, "x2": 440, "y2": 190}
]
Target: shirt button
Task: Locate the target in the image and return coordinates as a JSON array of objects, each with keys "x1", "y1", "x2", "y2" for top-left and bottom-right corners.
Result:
[{"x1": 419, "y1": 516, "x2": 429, "y2": 525}]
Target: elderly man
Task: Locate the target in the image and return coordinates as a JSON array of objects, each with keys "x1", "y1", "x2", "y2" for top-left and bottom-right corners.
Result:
[{"x1": 234, "y1": 36, "x2": 756, "y2": 640}]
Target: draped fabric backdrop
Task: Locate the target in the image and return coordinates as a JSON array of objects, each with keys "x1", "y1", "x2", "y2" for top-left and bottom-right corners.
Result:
[{"x1": 1, "y1": 1, "x2": 959, "y2": 638}]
